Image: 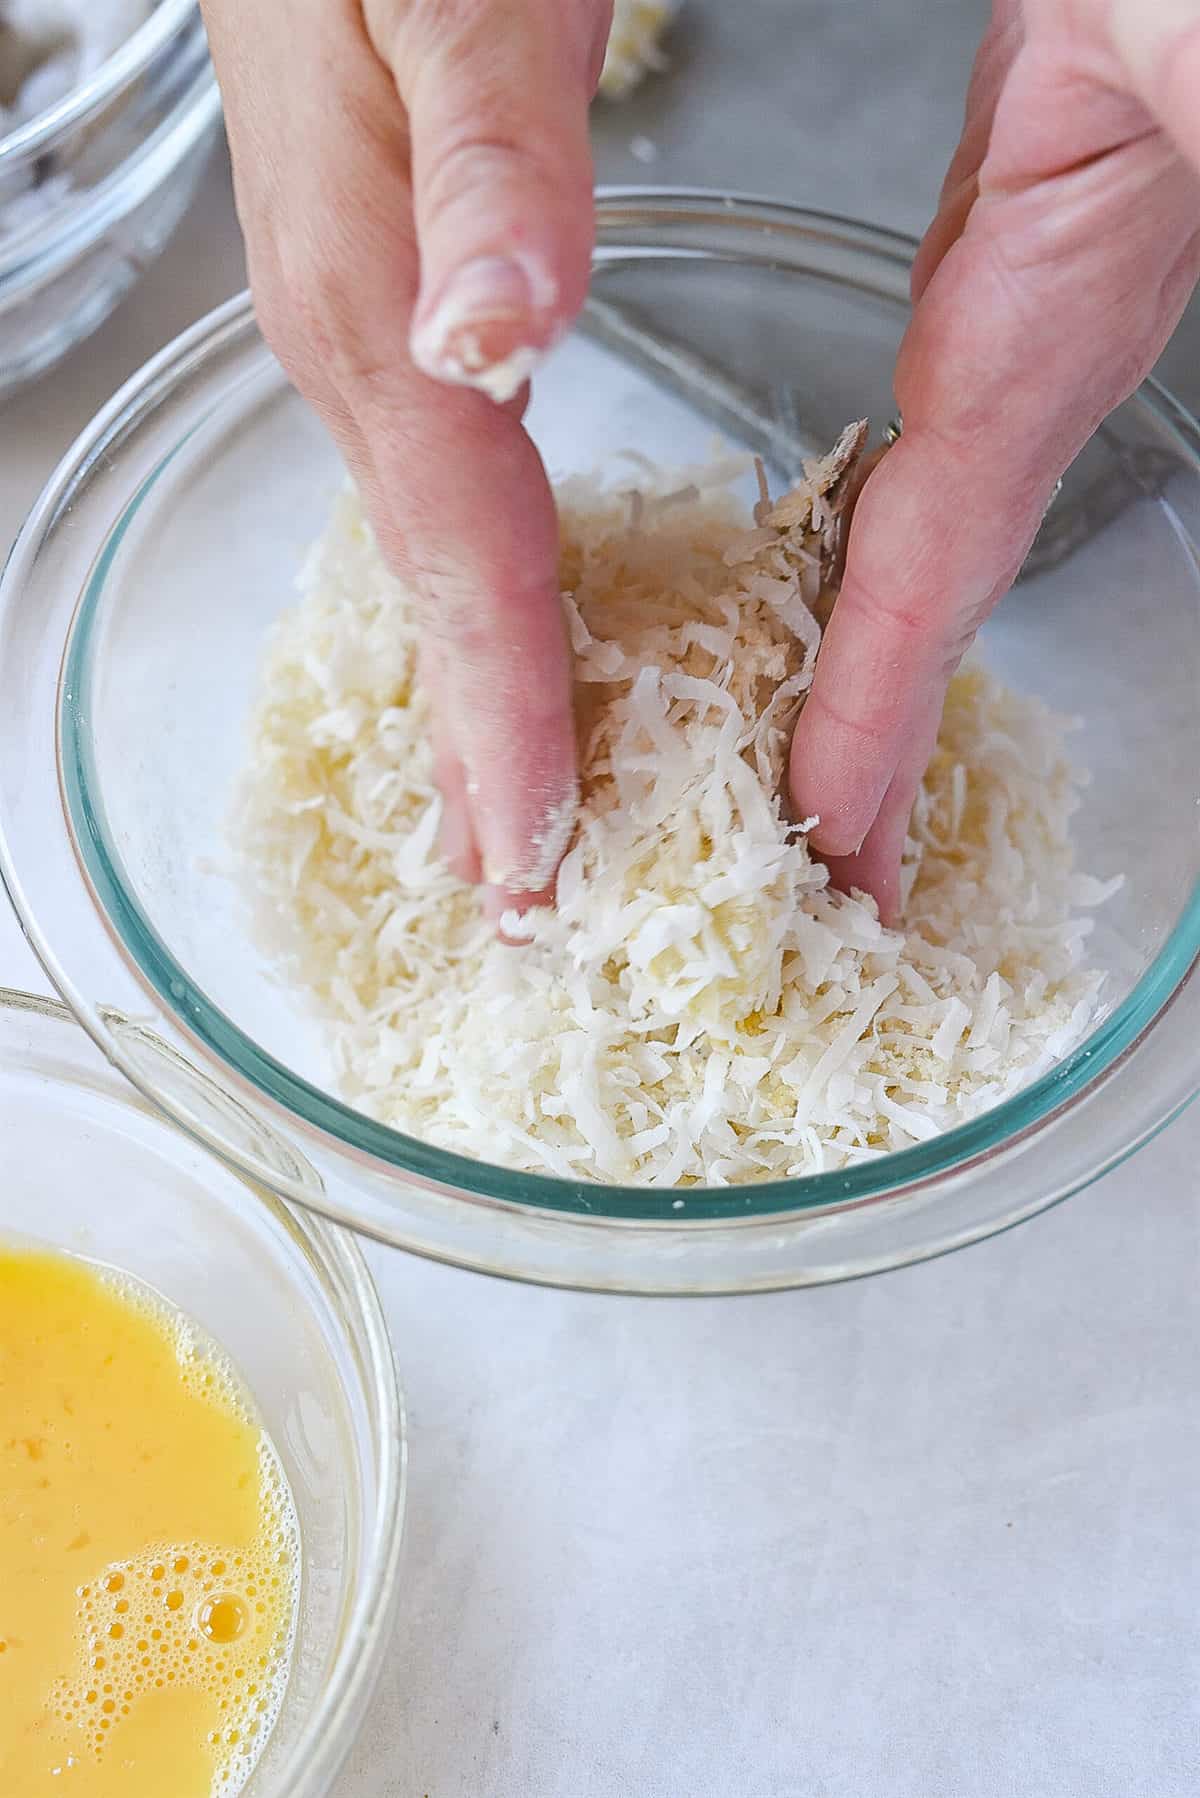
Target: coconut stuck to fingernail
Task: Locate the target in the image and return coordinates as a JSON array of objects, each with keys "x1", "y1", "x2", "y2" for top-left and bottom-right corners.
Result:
[{"x1": 411, "y1": 253, "x2": 561, "y2": 403}]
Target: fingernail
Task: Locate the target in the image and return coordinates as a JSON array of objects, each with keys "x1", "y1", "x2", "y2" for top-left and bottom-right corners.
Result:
[
  {"x1": 482, "y1": 885, "x2": 544, "y2": 943},
  {"x1": 411, "y1": 255, "x2": 558, "y2": 403},
  {"x1": 482, "y1": 785, "x2": 577, "y2": 894}
]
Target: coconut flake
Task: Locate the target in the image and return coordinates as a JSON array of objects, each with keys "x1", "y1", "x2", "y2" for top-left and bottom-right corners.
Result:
[{"x1": 233, "y1": 446, "x2": 1114, "y2": 1188}]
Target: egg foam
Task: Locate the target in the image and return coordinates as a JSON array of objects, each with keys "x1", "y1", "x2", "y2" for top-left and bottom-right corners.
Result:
[{"x1": 0, "y1": 1243, "x2": 300, "y2": 1797}]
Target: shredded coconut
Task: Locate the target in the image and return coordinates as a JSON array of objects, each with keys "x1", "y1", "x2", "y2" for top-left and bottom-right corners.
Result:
[
  {"x1": 1, "y1": 0, "x2": 152, "y2": 240},
  {"x1": 0, "y1": 0, "x2": 149, "y2": 135},
  {"x1": 598, "y1": 0, "x2": 678, "y2": 100},
  {"x1": 428, "y1": 337, "x2": 545, "y2": 407},
  {"x1": 233, "y1": 440, "x2": 1117, "y2": 1188}
]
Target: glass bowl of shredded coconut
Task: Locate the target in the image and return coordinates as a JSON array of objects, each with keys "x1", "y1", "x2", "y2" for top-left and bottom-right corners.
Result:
[
  {"x1": 2, "y1": 195, "x2": 1198, "y2": 1293},
  {"x1": 0, "y1": 0, "x2": 218, "y2": 394}
]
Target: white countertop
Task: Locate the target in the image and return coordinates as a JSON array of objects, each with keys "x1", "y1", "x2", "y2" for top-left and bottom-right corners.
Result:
[{"x1": 4, "y1": 130, "x2": 1199, "y2": 1797}]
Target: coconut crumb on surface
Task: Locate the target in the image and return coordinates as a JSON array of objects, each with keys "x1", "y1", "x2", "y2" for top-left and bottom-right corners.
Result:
[
  {"x1": 233, "y1": 439, "x2": 1116, "y2": 1189},
  {"x1": 598, "y1": 0, "x2": 678, "y2": 100}
]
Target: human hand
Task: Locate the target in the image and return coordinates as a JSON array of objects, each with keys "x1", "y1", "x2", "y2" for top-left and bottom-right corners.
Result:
[
  {"x1": 790, "y1": 0, "x2": 1200, "y2": 920},
  {"x1": 200, "y1": 0, "x2": 613, "y2": 915}
]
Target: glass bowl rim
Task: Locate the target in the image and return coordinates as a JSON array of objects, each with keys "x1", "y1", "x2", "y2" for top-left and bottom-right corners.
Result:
[
  {"x1": 0, "y1": 982, "x2": 409, "y2": 1797},
  {"x1": 10, "y1": 191, "x2": 1200, "y2": 1229},
  {"x1": 0, "y1": 0, "x2": 202, "y2": 164}
]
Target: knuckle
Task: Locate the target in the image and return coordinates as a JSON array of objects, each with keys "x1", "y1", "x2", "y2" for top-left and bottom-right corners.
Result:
[
  {"x1": 420, "y1": 130, "x2": 563, "y2": 220},
  {"x1": 245, "y1": 248, "x2": 302, "y2": 369},
  {"x1": 845, "y1": 577, "x2": 930, "y2": 644},
  {"x1": 841, "y1": 564, "x2": 935, "y2": 650},
  {"x1": 250, "y1": 245, "x2": 345, "y2": 381},
  {"x1": 409, "y1": 576, "x2": 476, "y2": 650},
  {"x1": 395, "y1": 549, "x2": 554, "y2": 665},
  {"x1": 256, "y1": 246, "x2": 407, "y2": 412},
  {"x1": 806, "y1": 681, "x2": 893, "y2": 750}
]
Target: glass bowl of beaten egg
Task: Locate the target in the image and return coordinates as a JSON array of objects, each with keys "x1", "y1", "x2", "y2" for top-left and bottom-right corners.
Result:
[
  {"x1": 0, "y1": 0, "x2": 219, "y2": 395},
  {"x1": 0, "y1": 988, "x2": 405, "y2": 1793},
  {"x1": 1, "y1": 193, "x2": 1198, "y2": 1294}
]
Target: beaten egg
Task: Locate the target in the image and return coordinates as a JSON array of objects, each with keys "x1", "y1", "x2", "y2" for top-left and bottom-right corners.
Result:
[{"x1": 0, "y1": 1243, "x2": 299, "y2": 1795}]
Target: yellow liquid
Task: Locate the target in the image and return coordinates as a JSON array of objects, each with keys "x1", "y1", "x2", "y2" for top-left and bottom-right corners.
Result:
[{"x1": 0, "y1": 1245, "x2": 299, "y2": 1797}]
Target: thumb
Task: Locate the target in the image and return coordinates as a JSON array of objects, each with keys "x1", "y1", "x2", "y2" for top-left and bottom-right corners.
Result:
[{"x1": 370, "y1": 0, "x2": 606, "y2": 402}]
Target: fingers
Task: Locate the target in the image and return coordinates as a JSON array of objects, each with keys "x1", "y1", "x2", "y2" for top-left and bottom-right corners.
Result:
[
  {"x1": 318, "y1": 348, "x2": 577, "y2": 918},
  {"x1": 207, "y1": 0, "x2": 578, "y2": 915},
  {"x1": 911, "y1": 174, "x2": 980, "y2": 304},
  {"x1": 366, "y1": 0, "x2": 603, "y2": 402},
  {"x1": 426, "y1": 658, "x2": 482, "y2": 884},
  {"x1": 790, "y1": 419, "x2": 1032, "y2": 870},
  {"x1": 820, "y1": 694, "x2": 943, "y2": 927},
  {"x1": 791, "y1": 60, "x2": 1200, "y2": 905},
  {"x1": 791, "y1": 277, "x2": 1070, "y2": 867},
  {"x1": 377, "y1": 395, "x2": 577, "y2": 911},
  {"x1": 1109, "y1": 0, "x2": 1200, "y2": 168},
  {"x1": 330, "y1": 289, "x2": 577, "y2": 914},
  {"x1": 911, "y1": 0, "x2": 1024, "y2": 301}
]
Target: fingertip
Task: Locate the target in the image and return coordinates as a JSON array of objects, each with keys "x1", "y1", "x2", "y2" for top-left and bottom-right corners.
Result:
[
  {"x1": 478, "y1": 772, "x2": 579, "y2": 908},
  {"x1": 805, "y1": 815, "x2": 871, "y2": 862},
  {"x1": 410, "y1": 252, "x2": 565, "y2": 403},
  {"x1": 821, "y1": 796, "x2": 909, "y2": 922},
  {"x1": 428, "y1": 682, "x2": 482, "y2": 882},
  {"x1": 499, "y1": 382, "x2": 532, "y2": 425},
  {"x1": 483, "y1": 882, "x2": 555, "y2": 944},
  {"x1": 819, "y1": 730, "x2": 937, "y2": 925},
  {"x1": 789, "y1": 724, "x2": 892, "y2": 864},
  {"x1": 822, "y1": 844, "x2": 903, "y2": 927}
]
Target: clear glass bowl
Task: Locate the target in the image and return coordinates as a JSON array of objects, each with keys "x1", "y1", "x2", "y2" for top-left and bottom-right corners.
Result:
[
  {"x1": 0, "y1": 0, "x2": 219, "y2": 395},
  {"x1": 0, "y1": 987, "x2": 406, "y2": 1794},
  {"x1": 1, "y1": 193, "x2": 1198, "y2": 1293}
]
